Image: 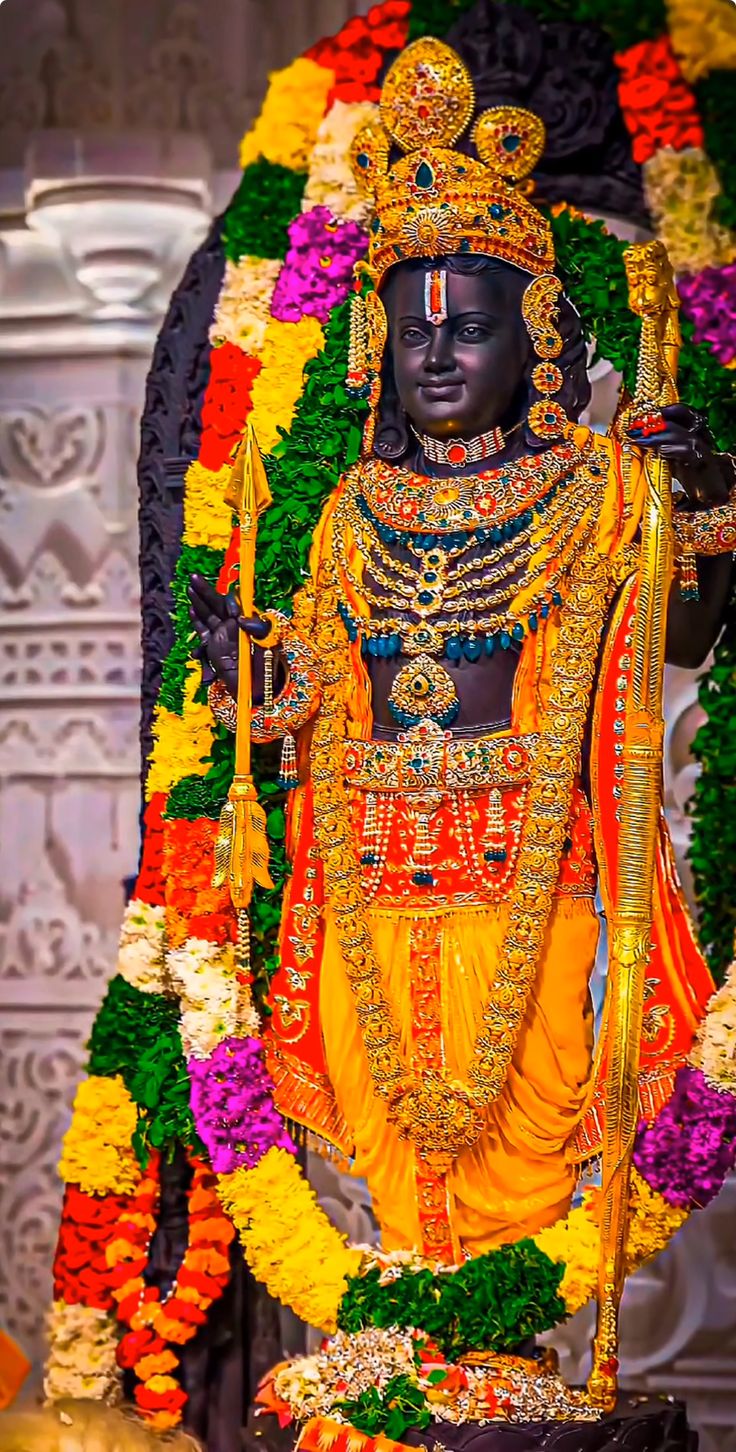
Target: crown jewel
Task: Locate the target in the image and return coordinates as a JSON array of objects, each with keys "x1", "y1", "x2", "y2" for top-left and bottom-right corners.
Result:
[{"x1": 350, "y1": 38, "x2": 554, "y2": 286}]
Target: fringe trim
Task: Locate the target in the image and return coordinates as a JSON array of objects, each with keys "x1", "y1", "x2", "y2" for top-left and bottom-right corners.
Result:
[
  {"x1": 569, "y1": 1057, "x2": 681, "y2": 1164},
  {"x1": 265, "y1": 1039, "x2": 355, "y2": 1160}
]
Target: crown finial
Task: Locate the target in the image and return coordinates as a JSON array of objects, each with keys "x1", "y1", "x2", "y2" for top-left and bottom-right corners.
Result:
[{"x1": 379, "y1": 38, "x2": 475, "y2": 152}]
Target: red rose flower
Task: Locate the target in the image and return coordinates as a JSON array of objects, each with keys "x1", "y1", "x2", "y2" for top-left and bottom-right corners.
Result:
[
  {"x1": 117, "y1": 1328, "x2": 166, "y2": 1370},
  {"x1": 615, "y1": 36, "x2": 704, "y2": 165},
  {"x1": 199, "y1": 344, "x2": 261, "y2": 472},
  {"x1": 308, "y1": 0, "x2": 409, "y2": 105},
  {"x1": 134, "y1": 1382, "x2": 188, "y2": 1413}
]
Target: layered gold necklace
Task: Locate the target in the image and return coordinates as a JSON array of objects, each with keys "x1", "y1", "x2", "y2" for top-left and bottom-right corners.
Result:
[
  {"x1": 333, "y1": 450, "x2": 605, "y2": 663},
  {"x1": 310, "y1": 539, "x2": 637, "y2": 1173}
]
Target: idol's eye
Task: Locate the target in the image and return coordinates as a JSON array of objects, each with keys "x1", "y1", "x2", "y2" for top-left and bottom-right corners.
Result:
[
  {"x1": 400, "y1": 326, "x2": 428, "y2": 345},
  {"x1": 457, "y1": 323, "x2": 490, "y2": 341}
]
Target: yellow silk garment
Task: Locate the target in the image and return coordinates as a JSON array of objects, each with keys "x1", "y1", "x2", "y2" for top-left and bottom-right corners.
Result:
[
  {"x1": 320, "y1": 897, "x2": 599, "y2": 1252},
  {"x1": 297, "y1": 431, "x2": 646, "y2": 1252}
]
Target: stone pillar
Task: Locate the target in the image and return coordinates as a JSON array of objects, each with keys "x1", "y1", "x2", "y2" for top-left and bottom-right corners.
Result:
[{"x1": 0, "y1": 0, "x2": 365, "y2": 1384}]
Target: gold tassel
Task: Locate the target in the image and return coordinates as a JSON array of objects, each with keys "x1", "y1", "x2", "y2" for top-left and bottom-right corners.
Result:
[{"x1": 213, "y1": 778, "x2": 273, "y2": 908}]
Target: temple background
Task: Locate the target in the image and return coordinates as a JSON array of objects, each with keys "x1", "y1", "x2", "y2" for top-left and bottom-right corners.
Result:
[{"x1": 0, "y1": 1, "x2": 734, "y2": 1446}]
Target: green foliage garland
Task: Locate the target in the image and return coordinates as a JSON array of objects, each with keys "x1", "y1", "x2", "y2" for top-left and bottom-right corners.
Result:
[
  {"x1": 159, "y1": 545, "x2": 224, "y2": 715},
  {"x1": 87, "y1": 976, "x2": 203, "y2": 1163},
  {"x1": 689, "y1": 625, "x2": 736, "y2": 984},
  {"x1": 696, "y1": 73, "x2": 736, "y2": 236},
  {"x1": 337, "y1": 1243, "x2": 566, "y2": 1359},
  {"x1": 408, "y1": 0, "x2": 666, "y2": 48},
  {"x1": 222, "y1": 161, "x2": 307, "y2": 264}
]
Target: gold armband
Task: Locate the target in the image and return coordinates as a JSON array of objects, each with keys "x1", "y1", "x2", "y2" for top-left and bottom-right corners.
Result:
[{"x1": 673, "y1": 486, "x2": 736, "y2": 558}]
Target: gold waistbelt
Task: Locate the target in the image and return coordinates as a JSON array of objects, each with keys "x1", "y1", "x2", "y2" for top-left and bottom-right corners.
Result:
[{"x1": 343, "y1": 722, "x2": 538, "y2": 793}]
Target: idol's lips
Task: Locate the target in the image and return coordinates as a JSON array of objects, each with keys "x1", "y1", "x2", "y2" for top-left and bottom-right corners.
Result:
[{"x1": 418, "y1": 379, "x2": 464, "y2": 394}]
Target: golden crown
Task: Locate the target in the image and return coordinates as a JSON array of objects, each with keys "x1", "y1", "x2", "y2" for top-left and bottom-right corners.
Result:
[{"x1": 350, "y1": 37, "x2": 555, "y2": 286}]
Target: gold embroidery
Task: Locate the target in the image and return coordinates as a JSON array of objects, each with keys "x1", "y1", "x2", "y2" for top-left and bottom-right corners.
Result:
[{"x1": 310, "y1": 515, "x2": 637, "y2": 1174}]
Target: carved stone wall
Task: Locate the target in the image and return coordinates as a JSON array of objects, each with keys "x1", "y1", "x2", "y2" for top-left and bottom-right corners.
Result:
[{"x1": 0, "y1": 0, "x2": 368, "y2": 1387}]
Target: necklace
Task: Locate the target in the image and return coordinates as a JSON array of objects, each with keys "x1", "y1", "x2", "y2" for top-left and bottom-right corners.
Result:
[
  {"x1": 359, "y1": 442, "x2": 598, "y2": 535},
  {"x1": 310, "y1": 547, "x2": 634, "y2": 1173},
  {"x1": 333, "y1": 461, "x2": 603, "y2": 660},
  {"x1": 414, "y1": 422, "x2": 517, "y2": 468}
]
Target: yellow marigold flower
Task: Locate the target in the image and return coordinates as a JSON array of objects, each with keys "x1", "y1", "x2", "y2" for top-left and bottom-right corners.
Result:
[
  {"x1": 643, "y1": 147, "x2": 736, "y2": 273},
  {"x1": 667, "y1": 0, "x2": 736, "y2": 83},
  {"x1": 147, "y1": 661, "x2": 214, "y2": 800},
  {"x1": 210, "y1": 257, "x2": 282, "y2": 354},
  {"x1": 183, "y1": 460, "x2": 235, "y2": 550},
  {"x1": 249, "y1": 316, "x2": 324, "y2": 454},
  {"x1": 534, "y1": 1194, "x2": 600, "y2": 1315},
  {"x1": 59, "y1": 1077, "x2": 139, "y2": 1196},
  {"x1": 240, "y1": 58, "x2": 335, "y2": 172},
  {"x1": 627, "y1": 1169, "x2": 688, "y2": 1269},
  {"x1": 219, "y1": 1146, "x2": 362, "y2": 1332}
]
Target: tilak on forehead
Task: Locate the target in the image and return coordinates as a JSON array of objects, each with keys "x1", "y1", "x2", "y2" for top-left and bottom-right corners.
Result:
[{"x1": 425, "y1": 267, "x2": 448, "y2": 325}]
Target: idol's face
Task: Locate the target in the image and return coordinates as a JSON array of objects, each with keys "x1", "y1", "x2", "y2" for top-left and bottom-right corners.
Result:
[{"x1": 383, "y1": 260, "x2": 529, "y2": 440}]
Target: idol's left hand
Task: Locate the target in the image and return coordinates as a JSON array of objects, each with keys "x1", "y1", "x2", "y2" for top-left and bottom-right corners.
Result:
[{"x1": 627, "y1": 403, "x2": 732, "y2": 509}]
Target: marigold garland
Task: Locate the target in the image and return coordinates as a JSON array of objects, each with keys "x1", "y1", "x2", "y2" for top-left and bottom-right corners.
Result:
[
  {"x1": 48, "y1": 0, "x2": 736, "y2": 1426},
  {"x1": 666, "y1": 0, "x2": 736, "y2": 83},
  {"x1": 249, "y1": 315, "x2": 325, "y2": 453},
  {"x1": 109, "y1": 1154, "x2": 234, "y2": 1430},
  {"x1": 197, "y1": 341, "x2": 262, "y2": 473},
  {"x1": 239, "y1": 57, "x2": 335, "y2": 172},
  {"x1": 218, "y1": 1146, "x2": 363, "y2": 1334},
  {"x1": 59, "y1": 1077, "x2": 140, "y2": 1197},
  {"x1": 615, "y1": 35, "x2": 703, "y2": 164},
  {"x1": 162, "y1": 816, "x2": 234, "y2": 947}
]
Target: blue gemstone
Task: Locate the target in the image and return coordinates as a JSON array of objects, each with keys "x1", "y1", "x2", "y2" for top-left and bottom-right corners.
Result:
[
  {"x1": 552, "y1": 590, "x2": 562, "y2": 606},
  {"x1": 502, "y1": 134, "x2": 521, "y2": 153},
  {"x1": 361, "y1": 851, "x2": 378, "y2": 865},
  {"x1": 528, "y1": 612, "x2": 538, "y2": 632},
  {"x1": 357, "y1": 152, "x2": 369, "y2": 169},
  {"x1": 423, "y1": 571, "x2": 438, "y2": 583},
  {"x1": 446, "y1": 636, "x2": 462, "y2": 661},
  {"x1": 491, "y1": 527, "x2": 503, "y2": 545},
  {"x1": 368, "y1": 637, "x2": 379, "y2": 656},
  {"x1": 415, "y1": 160, "x2": 434, "y2": 189},
  {"x1": 390, "y1": 633, "x2": 402, "y2": 656},
  {"x1": 540, "y1": 602, "x2": 550, "y2": 619},
  {"x1": 485, "y1": 635, "x2": 496, "y2": 656},
  {"x1": 490, "y1": 202, "x2": 505, "y2": 220},
  {"x1": 512, "y1": 622, "x2": 525, "y2": 642},
  {"x1": 500, "y1": 631, "x2": 511, "y2": 650},
  {"x1": 464, "y1": 637, "x2": 483, "y2": 662},
  {"x1": 418, "y1": 590, "x2": 434, "y2": 605}
]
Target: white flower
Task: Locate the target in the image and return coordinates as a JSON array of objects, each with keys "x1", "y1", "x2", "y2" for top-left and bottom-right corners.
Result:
[
  {"x1": 303, "y1": 100, "x2": 379, "y2": 223},
  {"x1": 210, "y1": 256, "x2": 282, "y2": 354},
  {"x1": 167, "y1": 936, "x2": 259, "y2": 1057},
  {"x1": 116, "y1": 898, "x2": 167, "y2": 994}
]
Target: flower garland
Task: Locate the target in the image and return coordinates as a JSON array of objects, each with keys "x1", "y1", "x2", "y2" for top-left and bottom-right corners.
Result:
[
  {"x1": 49, "y1": 0, "x2": 736, "y2": 1432},
  {"x1": 109, "y1": 1155, "x2": 234, "y2": 1431}
]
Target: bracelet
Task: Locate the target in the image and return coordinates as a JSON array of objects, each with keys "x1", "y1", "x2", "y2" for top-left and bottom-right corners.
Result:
[
  {"x1": 208, "y1": 679, "x2": 237, "y2": 733},
  {"x1": 673, "y1": 484, "x2": 736, "y2": 557}
]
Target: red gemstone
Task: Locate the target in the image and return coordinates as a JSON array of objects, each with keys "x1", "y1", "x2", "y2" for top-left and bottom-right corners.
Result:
[{"x1": 447, "y1": 443, "x2": 467, "y2": 465}]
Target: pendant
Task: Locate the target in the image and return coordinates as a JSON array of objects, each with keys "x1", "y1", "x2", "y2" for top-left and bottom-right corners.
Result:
[{"x1": 388, "y1": 654, "x2": 460, "y2": 729}]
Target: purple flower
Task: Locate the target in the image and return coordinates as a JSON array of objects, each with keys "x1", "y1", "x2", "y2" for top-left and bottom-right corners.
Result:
[
  {"x1": 633, "y1": 1064, "x2": 736, "y2": 1210},
  {"x1": 188, "y1": 1036, "x2": 295, "y2": 1175},
  {"x1": 678, "y1": 266, "x2": 736, "y2": 367},
  {"x1": 271, "y1": 205, "x2": 368, "y2": 324}
]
